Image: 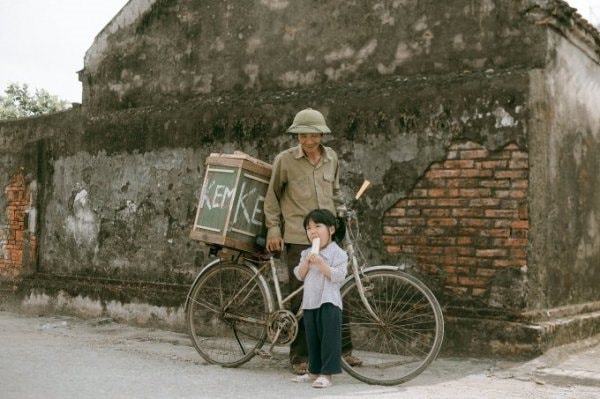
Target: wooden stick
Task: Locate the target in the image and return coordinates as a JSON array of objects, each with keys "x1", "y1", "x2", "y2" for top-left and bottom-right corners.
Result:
[{"x1": 354, "y1": 180, "x2": 370, "y2": 200}]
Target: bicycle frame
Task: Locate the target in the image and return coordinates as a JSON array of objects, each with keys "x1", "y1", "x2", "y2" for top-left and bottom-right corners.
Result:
[
  {"x1": 184, "y1": 210, "x2": 386, "y2": 337},
  {"x1": 186, "y1": 178, "x2": 444, "y2": 385}
]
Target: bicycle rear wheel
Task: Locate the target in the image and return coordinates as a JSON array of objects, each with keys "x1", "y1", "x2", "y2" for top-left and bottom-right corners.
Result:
[
  {"x1": 186, "y1": 261, "x2": 271, "y2": 367},
  {"x1": 341, "y1": 268, "x2": 444, "y2": 385}
]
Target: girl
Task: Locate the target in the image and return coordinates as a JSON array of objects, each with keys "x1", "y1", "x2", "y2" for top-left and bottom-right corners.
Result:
[{"x1": 291, "y1": 208, "x2": 348, "y2": 388}]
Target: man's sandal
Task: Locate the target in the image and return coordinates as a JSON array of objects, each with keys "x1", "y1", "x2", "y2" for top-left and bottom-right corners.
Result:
[
  {"x1": 290, "y1": 362, "x2": 308, "y2": 375},
  {"x1": 343, "y1": 353, "x2": 363, "y2": 367},
  {"x1": 312, "y1": 376, "x2": 332, "y2": 388}
]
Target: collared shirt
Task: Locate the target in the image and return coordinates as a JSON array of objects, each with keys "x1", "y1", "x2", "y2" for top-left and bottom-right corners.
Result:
[
  {"x1": 293, "y1": 241, "x2": 348, "y2": 310},
  {"x1": 264, "y1": 144, "x2": 345, "y2": 244}
]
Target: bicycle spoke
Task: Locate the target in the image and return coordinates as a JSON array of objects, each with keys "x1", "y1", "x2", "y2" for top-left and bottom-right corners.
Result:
[
  {"x1": 186, "y1": 262, "x2": 270, "y2": 367},
  {"x1": 341, "y1": 270, "x2": 444, "y2": 386}
]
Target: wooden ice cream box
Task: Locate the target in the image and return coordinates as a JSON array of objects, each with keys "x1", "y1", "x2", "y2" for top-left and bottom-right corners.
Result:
[{"x1": 190, "y1": 151, "x2": 272, "y2": 253}]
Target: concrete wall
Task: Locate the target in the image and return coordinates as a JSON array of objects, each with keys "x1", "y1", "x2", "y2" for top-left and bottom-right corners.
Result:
[{"x1": 1, "y1": 0, "x2": 599, "y2": 356}]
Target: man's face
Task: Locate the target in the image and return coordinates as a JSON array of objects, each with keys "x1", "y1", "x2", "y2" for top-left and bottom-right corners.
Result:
[{"x1": 298, "y1": 133, "x2": 322, "y2": 152}]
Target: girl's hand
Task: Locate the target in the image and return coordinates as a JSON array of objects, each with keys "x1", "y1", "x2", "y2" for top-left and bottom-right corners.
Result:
[{"x1": 307, "y1": 253, "x2": 331, "y2": 279}]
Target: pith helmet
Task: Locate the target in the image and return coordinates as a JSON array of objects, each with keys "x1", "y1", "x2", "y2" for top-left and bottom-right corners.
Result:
[{"x1": 286, "y1": 108, "x2": 332, "y2": 134}]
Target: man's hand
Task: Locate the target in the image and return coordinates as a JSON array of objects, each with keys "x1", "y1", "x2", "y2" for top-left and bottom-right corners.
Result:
[{"x1": 266, "y1": 237, "x2": 284, "y2": 252}]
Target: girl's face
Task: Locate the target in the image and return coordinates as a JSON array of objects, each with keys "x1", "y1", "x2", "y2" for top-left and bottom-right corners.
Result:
[{"x1": 305, "y1": 219, "x2": 335, "y2": 249}]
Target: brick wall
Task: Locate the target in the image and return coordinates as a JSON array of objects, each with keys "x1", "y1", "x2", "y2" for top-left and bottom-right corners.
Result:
[
  {"x1": 383, "y1": 142, "x2": 528, "y2": 299},
  {"x1": 0, "y1": 172, "x2": 35, "y2": 283}
]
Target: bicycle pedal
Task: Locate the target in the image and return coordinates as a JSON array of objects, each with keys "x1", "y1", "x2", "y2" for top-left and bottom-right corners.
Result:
[{"x1": 255, "y1": 349, "x2": 272, "y2": 359}]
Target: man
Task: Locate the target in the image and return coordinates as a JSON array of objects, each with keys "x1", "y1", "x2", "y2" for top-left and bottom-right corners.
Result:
[{"x1": 264, "y1": 107, "x2": 361, "y2": 375}]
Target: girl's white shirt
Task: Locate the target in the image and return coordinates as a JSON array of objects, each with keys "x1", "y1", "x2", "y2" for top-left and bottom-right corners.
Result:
[{"x1": 293, "y1": 241, "x2": 348, "y2": 310}]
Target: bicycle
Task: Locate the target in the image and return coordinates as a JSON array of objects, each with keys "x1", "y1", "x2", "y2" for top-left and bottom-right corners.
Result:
[{"x1": 185, "y1": 181, "x2": 444, "y2": 386}]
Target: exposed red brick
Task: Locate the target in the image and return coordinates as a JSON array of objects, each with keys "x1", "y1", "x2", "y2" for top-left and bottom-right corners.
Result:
[
  {"x1": 495, "y1": 170, "x2": 527, "y2": 179},
  {"x1": 459, "y1": 218, "x2": 490, "y2": 228},
  {"x1": 459, "y1": 188, "x2": 492, "y2": 197},
  {"x1": 509, "y1": 190, "x2": 527, "y2": 199},
  {"x1": 386, "y1": 245, "x2": 402, "y2": 254},
  {"x1": 386, "y1": 208, "x2": 406, "y2": 217},
  {"x1": 428, "y1": 188, "x2": 459, "y2": 197},
  {"x1": 439, "y1": 255, "x2": 460, "y2": 265},
  {"x1": 442, "y1": 265, "x2": 470, "y2": 275},
  {"x1": 480, "y1": 180, "x2": 510, "y2": 188},
  {"x1": 476, "y1": 268, "x2": 497, "y2": 277},
  {"x1": 510, "y1": 229, "x2": 528, "y2": 239},
  {"x1": 383, "y1": 142, "x2": 529, "y2": 299},
  {"x1": 383, "y1": 226, "x2": 415, "y2": 235},
  {"x1": 435, "y1": 198, "x2": 469, "y2": 207},
  {"x1": 453, "y1": 208, "x2": 486, "y2": 218},
  {"x1": 0, "y1": 171, "x2": 35, "y2": 280},
  {"x1": 476, "y1": 248, "x2": 508, "y2": 257},
  {"x1": 481, "y1": 160, "x2": 508, "y2": 169},
  {"x1": 485, "y1": 209, "x2": 518, "y2": 218},
  {"x1": 469, "y1": 198, "x2": 501, "y2": 207},
  {"x1": 509, "y1": 159, "x2": 529, "y2": 169},
  {"x1": 447, "y1": 178, "x2": 480, "y2": 188},
  {"x1": 493, "y1": 259, "x2": 527, "y2": 267},
  {"x1": 411, "y1": 189, "x2": 428, "y2": 197},
  {"x1": 512, "y1": 180, "x2": 528, "y2": 188},
  {"x1": 444, "y1": 160, "x2": 474, "y2": 168},
  {"x1": 426, "y1": 169, "x2": 462, "y2": 179},
  {"x1": 427, "y1": 218, "x2": 458, "y2": 227},
  {"x1": 479, "y1": 229, "x2": 511, "y2": 238},
  {"x1": 518, "y1": 203, "x2": 528, "y2": 219},
  {"x1": 459, "y1": 169, "x2": 494, "y2": 178},
  {"x1": 458, "y1": 276, "x2": 488, "y2": 287},
  {"x1": 494, "y1": 220, "x2": 528, "y2": 229},
  {"x1": 397, "y1": 236, "x2": 429, "y2": 245},
  {"x1": 461, "y1": 149, "x2": 488, "y2": 159},
  {"x1": 444, "y1": 246, "x2": 475, "y2": 256},
  {"x1": 456, "y1": 257, "x2": 479, "y2": 266},
  {"x1": 511, "y1": 151, "x2": 529, "y2": 159},
  {"x1": 417, "y1": 254, "x2": 442, "y2": 264},
  {"x1": 422, "y1": 227, "x2": 446, "y2": 235},
  {"x1": 492, "y1": 238, "x2": 528, "y2": 247},
  {"x1": 428, "y1": 237, "x2": 456, "y2": 245},
  {"x1": 407, "y1": 199, "x2": 437, "y2": 207},
  {"x1": 422, "y1": 208, "x2": 451, "y2": 216},
  {"x1": 511, "y1": 249, "x2": 527, "y2": 258}
]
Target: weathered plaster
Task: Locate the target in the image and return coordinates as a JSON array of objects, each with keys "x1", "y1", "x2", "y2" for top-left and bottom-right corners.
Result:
[
  {"x1": 81, "y1": 0, "x2": 548, "y2": 111},
  {"x1": 42, "y1": 148, "x2": 206, "y2": 280},
  {"x1": 528, "y1": 28, "x2": 600, "y2": 309}
]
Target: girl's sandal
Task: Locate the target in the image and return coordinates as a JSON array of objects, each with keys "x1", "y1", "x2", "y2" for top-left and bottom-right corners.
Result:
[
  {"x1": 291, "y1": 374, "x2": 316, "y2": 383},
  {"x1": 312, "y1": 376, "x2": 332, "y2": 388}
]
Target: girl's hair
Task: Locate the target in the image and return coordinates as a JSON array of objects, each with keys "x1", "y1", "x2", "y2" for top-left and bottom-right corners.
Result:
[{"x1": 303, "y1": 208, "x2": 346, "y2": 244}]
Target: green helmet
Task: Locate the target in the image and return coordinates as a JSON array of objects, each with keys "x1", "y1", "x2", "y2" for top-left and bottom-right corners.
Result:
[{"x1": 286, "y1": 108, "x2": 332, "y2": 134}]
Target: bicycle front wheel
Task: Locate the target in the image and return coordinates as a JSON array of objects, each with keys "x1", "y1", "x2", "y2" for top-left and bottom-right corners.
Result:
[
  {"x1": 341, "y1": 268, "x2": 444, "y2": 385},
  {"x1": 186, "y1": 261, "x2": 271, "y2": 367}
]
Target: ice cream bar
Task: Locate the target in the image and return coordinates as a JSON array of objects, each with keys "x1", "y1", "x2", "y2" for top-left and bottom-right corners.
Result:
[{"x1": 310, "y1": 237, "x2": 320, "y2": 254}]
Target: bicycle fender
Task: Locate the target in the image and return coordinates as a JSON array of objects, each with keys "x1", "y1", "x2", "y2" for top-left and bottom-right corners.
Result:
[{"x1": 184, "y1": 258, "x2": 274, "y2": 313}]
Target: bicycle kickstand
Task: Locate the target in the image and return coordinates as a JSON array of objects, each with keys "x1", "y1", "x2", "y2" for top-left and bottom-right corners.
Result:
[{"x1": 255, "y1": 328, "x2": 282, "y2": 359}]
